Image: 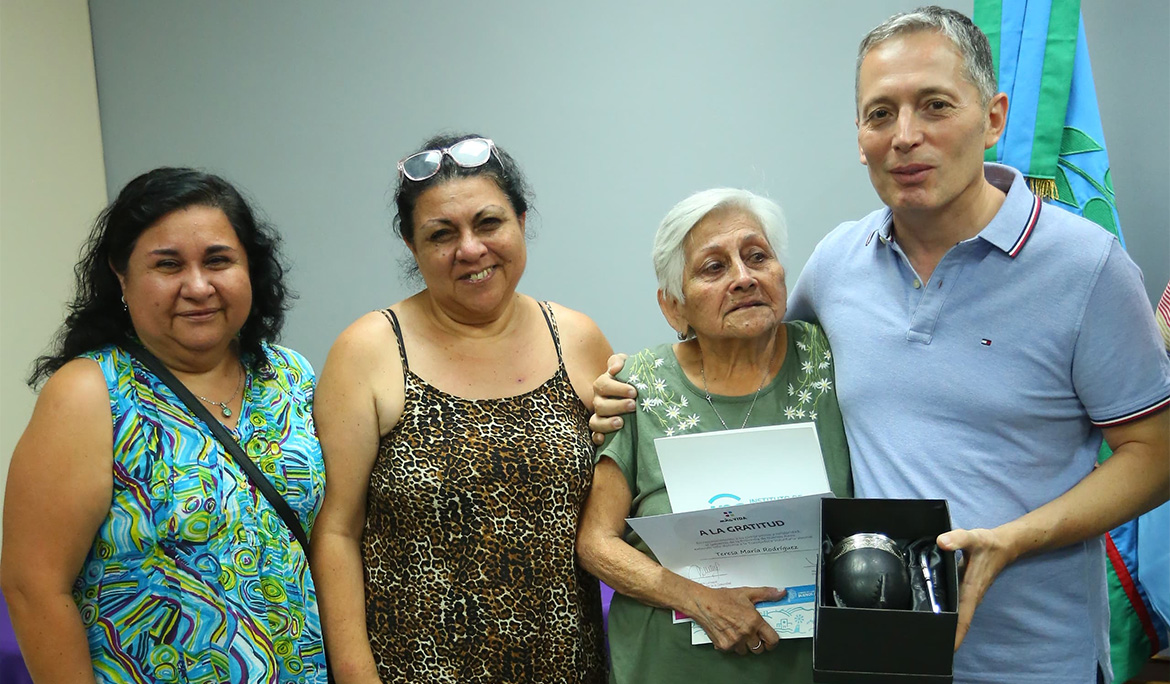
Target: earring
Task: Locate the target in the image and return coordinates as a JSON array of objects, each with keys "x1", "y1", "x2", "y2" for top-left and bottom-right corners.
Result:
[
  {"x1": 677, "y1": 329, "x2": 688, "y2": 341},
  {"x1": 121, "y1": 295, "x2": 128, "y2": 312}
]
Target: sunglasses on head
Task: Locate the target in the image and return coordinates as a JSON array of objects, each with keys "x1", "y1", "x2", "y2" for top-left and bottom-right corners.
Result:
[{"x1": 397, "y1": 137, "x2": 498, "y2": 182}]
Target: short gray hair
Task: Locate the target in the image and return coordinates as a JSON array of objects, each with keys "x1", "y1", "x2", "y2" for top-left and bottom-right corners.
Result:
[
  {"x1": 855, "y1": 5, "x2": 997, "y2": 111},
  {"x1": 653, "y1": 188, "x2": 788, "y2": 303}
]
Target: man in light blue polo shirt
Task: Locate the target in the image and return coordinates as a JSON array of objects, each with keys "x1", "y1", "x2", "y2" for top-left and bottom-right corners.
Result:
[
  {"x1": 786, "y1": 8, "x2": 1169, "y2": 682},
  {"x1": 589, "y1": 6, "x2": 1169, "y2": 684}
]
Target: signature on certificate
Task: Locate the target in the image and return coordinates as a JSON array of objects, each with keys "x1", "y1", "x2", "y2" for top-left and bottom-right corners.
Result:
[{"x1": 685, "y1": 562, "x2": 727, "y2": 581}]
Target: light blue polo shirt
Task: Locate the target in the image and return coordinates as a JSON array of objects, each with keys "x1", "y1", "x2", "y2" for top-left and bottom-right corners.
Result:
[{"x1": 788, "y1": 163, "x2": 1170, "y2": 684}]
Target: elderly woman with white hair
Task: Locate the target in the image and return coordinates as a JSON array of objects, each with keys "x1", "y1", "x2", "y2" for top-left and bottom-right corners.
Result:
[{"x1": 576, "y1": 188, "x2": 851, "y2": 683}]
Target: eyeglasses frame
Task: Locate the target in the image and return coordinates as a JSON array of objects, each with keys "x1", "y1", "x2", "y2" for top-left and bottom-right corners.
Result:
[{"x1": 396, "y1": 137, "x2": 499, "y2": 182}]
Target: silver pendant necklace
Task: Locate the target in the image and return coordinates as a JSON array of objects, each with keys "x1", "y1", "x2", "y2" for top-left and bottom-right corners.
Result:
[
  {"x1": 699, "y1": 353, "x2": 771, "y2": 431},
  {"x1": 195, "y1": 364, "x2": 244, "y2": 418}
]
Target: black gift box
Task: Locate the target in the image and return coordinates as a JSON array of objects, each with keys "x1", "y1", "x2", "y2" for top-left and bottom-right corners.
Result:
[{"x1": 813, "y1": 498, "x2": 959, "y2": 683}]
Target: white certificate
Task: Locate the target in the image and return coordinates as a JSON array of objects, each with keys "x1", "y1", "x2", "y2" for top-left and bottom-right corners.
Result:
[
  {"x1": 655, "y1": 422, "x2": 829, "y2": 512},
  {"x1": 626, "y1": 494, "x2": 827, "y2": 645}
]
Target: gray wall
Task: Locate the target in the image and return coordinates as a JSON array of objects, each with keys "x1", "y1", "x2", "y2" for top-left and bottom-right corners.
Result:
[{"x1": 88, "y1": 1, "x2": 1169, "y2": 369}]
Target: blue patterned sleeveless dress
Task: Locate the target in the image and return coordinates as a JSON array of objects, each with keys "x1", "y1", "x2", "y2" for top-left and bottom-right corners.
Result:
[{"x1": 73, "y1": 343, "x2": 327, "y2": 683}]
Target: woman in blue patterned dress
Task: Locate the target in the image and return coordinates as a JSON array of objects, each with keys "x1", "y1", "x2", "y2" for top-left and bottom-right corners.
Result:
[{"x1": 1, "y1": 168, "x2": 327, "y2": 683}]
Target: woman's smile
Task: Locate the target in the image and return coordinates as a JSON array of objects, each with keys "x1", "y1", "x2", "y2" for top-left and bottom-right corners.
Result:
[{"x1": 463, "y1": 265, "x2": 497, "y2": 283}]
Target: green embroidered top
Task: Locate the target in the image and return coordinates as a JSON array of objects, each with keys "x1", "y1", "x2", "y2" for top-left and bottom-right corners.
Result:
[{"x1": 597, "y1": 321, "x2": 851, "y2": 683}]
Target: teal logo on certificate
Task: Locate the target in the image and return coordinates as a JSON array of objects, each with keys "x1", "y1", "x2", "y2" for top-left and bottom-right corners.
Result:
[{"x1": 709, "y1": 493, "x2": 743, "y2": 507}]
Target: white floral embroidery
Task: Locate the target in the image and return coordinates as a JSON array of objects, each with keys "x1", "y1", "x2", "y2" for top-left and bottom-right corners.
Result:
[
  {"x1": 622, "y1": 327, "x2": 836, "y2": 439},
  {"x1": 626, "y1": 349, "x2": 702, "y2": 435},
  {"x1": 780, "y1": 323, "x2": 836, "y2": 427}
]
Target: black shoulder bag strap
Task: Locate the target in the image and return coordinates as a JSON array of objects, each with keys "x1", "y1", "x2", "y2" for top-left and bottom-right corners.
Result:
[{"x1": 121, "y1": 341, "x2": 311, "y2": 554}]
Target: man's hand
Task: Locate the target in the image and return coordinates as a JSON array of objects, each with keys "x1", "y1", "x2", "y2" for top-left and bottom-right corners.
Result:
[
  {"x1": 589, "y1": 353, "x2": 636, "y2": 444},
  {"x1": 936, "y1": 527, "x2": 1020, "y2": 651},
  {"x1": 933, "y1": 411, "x2": 1169, "y2": 651}
]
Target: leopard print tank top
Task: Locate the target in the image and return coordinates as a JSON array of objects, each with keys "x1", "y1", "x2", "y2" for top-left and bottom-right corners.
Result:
[{"x1": 363, "y1": 303, "x2": 607, "y2": 683}]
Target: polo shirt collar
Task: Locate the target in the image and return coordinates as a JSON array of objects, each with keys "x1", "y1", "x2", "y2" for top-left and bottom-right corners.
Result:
[
  {"x1": 864, "y1": 163, "x2": 1042, "y2": 258},
  {"x1": 976, "y1": 163, "x2": 1042, "y2": 258},
  {"x1": 865, "y1": 211, "x2": 895, "y2": 247}
]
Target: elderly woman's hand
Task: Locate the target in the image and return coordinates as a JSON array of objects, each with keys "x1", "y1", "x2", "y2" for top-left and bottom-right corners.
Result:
[
  {"x1": 686, "y1": 585, "x2": 785, "y2": 655},
  {"x1": 589, "y1": 353, "x2": 635, "y2": 444}
]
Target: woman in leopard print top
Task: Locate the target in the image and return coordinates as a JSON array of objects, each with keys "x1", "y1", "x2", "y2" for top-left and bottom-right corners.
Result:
[{"x1": 310, "y1": 133, "x2": 612, "y2": 683}]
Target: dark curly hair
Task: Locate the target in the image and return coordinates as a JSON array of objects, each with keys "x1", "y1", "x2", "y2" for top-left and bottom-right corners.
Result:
[
  {"x1": 392, "y1": 133, "x2": 534, "y2": 276},
  {"x1": 28, "y1": 167, "x2": 292, "y2": 387}
]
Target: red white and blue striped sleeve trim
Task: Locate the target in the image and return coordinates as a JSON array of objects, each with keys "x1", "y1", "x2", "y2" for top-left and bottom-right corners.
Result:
[
  {"x1": 1092, "y1": 395, "x2": 1170, "y2": 427},
  {"x1": 1007, "y1": 195, "x2": 1042, "y2": 257}
]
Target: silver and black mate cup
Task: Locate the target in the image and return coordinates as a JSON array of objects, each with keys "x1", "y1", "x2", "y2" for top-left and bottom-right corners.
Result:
[{"x1": 826, "y1": 532, "x2": 912, "y2": 610}]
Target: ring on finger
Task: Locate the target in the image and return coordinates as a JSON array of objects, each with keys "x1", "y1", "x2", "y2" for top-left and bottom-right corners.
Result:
[{"x1": 750, "y1": 639, "x2": 764, "y2": 651}]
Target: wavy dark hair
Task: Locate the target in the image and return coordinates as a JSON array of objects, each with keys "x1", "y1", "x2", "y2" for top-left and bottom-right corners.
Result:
[
  {"x1": 392, "y1": 132, "x2": 534, "y2": 277},
  {"x1": 28, "y1": 167, "x2": 291, "y2": 387}
]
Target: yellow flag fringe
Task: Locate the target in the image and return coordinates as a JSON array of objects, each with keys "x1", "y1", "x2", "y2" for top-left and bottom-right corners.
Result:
[{"x1": 1027, "y1": 177, "x2": 1058, "y2": 200}]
